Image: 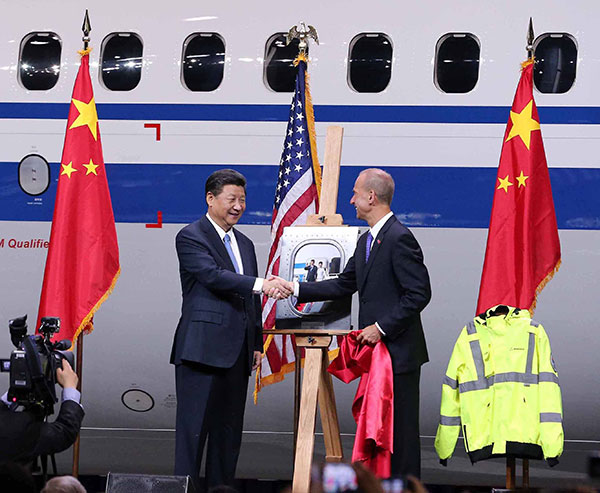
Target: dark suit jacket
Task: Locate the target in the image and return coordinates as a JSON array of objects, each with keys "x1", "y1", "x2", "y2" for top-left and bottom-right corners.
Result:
[
  {"x1": 298, "y1": 215, "x2": 431, "y2": 373},
  {"x1": 170, "y1": 215, "x2": 263, "y2": 372},
  {"x1": 0, "y1": 400, "x2": 84, "y2": 464},
  {"x1": 304, "y1": 264, "x2": 318, "y2": 282}
]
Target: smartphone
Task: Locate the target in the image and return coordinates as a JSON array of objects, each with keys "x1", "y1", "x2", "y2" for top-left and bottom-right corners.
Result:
[
  {"x1": 320, "y1": 463, "x2": 359, "y2": 493},
  {"x1": 381, "y1": 476, "x2": 405, "y2": 493}
]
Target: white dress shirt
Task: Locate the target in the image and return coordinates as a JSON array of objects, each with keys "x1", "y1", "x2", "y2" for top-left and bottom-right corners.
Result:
[
  {"x1": 206, "y1": 213, "x2": 263, "y2": 293},
  {"x1": 368, "y1": 211, "x2": 394, "y2": 335},
  {"x1": 369, "y1": 211, "x2": 394, "y2": 251}
]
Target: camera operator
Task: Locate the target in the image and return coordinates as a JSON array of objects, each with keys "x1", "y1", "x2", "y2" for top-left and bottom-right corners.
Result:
[{"x1": 0, "y1": 359, "x2": 84, "y2": 464}]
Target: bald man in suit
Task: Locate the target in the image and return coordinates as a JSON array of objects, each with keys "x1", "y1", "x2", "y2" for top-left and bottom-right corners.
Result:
[{"x1": 275, "y1": 168, "x2": 431, "y2": 477}]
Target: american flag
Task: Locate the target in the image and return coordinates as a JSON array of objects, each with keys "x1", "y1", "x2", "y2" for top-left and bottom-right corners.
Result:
[{"x1": 259, "y1": 55, "x2": 322, "y2": 387}]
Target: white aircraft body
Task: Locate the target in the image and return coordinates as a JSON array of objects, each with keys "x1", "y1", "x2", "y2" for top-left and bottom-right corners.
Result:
[{"x1": 0, "y1": 0, "x2": 598, "y2": 486}]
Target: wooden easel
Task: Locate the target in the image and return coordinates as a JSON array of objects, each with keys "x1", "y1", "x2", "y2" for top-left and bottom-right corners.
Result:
[
  {"x1": 269, "y1": 126, "x2": 348, "y2": 493},
  {"x1": 271, "y1": 328, "x2": 348, "y2": 493}
]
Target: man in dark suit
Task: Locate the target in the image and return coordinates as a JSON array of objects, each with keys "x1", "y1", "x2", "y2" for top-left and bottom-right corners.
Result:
[
  {"x1": 304, "y1": 259, "x2": 318, "y2": 282},
  {"x1": 274, "y1": 168, "x2": 431, "y2": 477},
  {"x1": 0, "y1": 359, "x2": 84, "y2": 465},
  {"x1": 170, "y1": 169, "x2": 290, "y2": 490}
]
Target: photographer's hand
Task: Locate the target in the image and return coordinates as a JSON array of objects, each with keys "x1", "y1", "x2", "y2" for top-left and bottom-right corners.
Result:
[{"x1": 57, "y1": 359, "x2": 78, "y2": 389}]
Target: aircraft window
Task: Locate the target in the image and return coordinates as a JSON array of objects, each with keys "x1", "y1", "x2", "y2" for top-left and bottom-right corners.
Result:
[
  {"x1": 182, "y1": 33, "x2": 225, "y2": 92},
  {"x1": 533, "y1": 33, "x2": 577, "y2": 94},
  {"x1": 434, "y1": 33, "x2": 480, "y2": 93},
  {"x1": 100, "y1": 33, "x2": 143, "y2": 91},
  {"x1": 18, "y1": 154, "x2": 50, "y2": 196},
  {"x1": 348, "y1": 33, "x2": 393, "y2": 93},
  {"x1": 18, "y1": 32, "x2": 62, "y2": 91},
  {"x1": 264, "y1": 34, "x2": 306, "y2": 92}
]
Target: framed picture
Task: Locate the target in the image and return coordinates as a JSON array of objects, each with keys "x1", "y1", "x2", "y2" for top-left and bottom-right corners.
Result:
[{"x1": 276, "y1": 226, "x2": 359, "y2": 330}]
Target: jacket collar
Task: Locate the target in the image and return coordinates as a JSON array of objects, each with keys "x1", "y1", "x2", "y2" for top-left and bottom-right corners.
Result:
[
  {"x1": 475, "y1": 304, "x2": 529, "y2": 325},
  {"x1": 369, "y1": 211, "x2": 394, "y2": 241},
  {"x1": 199, "y1": 215, "x2": 237, "y2": 272}
]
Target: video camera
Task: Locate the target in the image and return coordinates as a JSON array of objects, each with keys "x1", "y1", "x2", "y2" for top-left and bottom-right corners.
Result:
[{"x1": 0, "y1": 315, "x2": 74, "y2": 418}]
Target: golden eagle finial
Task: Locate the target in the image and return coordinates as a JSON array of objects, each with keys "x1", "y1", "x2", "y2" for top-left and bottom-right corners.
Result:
[{"x1": 286, "y1": 22, "x2": 319, "y2": 54}]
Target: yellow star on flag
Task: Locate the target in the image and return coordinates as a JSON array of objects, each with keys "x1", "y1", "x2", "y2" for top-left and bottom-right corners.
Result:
[
  {"x1": 83, "y1": 158, "x2": 99, "y2": 176},
  {"x1": 505, "y1": 100, "x2": 540, "y2": 150},
  {"x1": 61, "y1": 162, "x2": 78, "y2": 179},
  {"x1": 497, "y1": 174, "x2": 513, "y2": 193},
  {"x1": 516, "y1": 170, "x2": 529, "y2": 188},
  {"x1": 69, "y1": 97, "x2": 99, "y2": 140}
]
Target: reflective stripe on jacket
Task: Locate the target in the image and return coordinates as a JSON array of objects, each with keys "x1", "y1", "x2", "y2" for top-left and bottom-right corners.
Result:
[{"x1": 434, "y1": 305, "x2": 563, "y2": 465}]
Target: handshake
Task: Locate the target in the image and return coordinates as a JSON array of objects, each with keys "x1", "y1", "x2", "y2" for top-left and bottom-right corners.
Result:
[{"x1": 262, "y1": 276, "x2": 294, "y2": 300}]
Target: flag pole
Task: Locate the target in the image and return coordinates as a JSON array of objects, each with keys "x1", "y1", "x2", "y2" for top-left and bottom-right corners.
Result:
[
  {"x1": 71, "y1": 9, "x2": 91, "y2": 478},
  {"x1": 526, "y1": 17, "x2": 534, "y2": 60},
  {"x1": 72, "y1": 334, "x2": 83, "y2": 477},
  {"x1": 506, "y1": 19, "x2": 535, "y2": 489},
  {"x1": 286, "y1": 22, "x2": 320, "y2": 452},
  {"x1": 518, "y1": 18, "x2": 534, "y2": 489},
  {"x1": 518, "y1": 14, "x2": 534, "y2": 491}
]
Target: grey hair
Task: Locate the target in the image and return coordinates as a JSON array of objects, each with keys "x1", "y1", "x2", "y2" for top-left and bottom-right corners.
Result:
[
  {"x1": 359, "y1": 168, "x2": 395, "y2": 205},
  {"x1": 41, "y1": 476, "x2": 87, "y2": 493}
]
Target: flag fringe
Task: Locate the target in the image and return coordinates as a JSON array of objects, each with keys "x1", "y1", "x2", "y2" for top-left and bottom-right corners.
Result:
[
  {"x1": 303, "y1": 66, "x2": 322, "y2": 200},
  {"x1": 293, "y1": 52, "x2": 308, "y2": 67},
  {"x1": 253, "y1": 330, "x2": 297, "y2": 404},
  {"x1": 253, "y1": 333, "x2": 340, "y2": 404},
  {"x1": 529, "y1": 258, "x2": 561, "y2": 315},
  {"x1": 70, "y1": 267, "x2": 121, "y2": 347},
  {"x1": 261, "y1": 360, "x2": 299, "y2": 387},
  {"x1": 521, "y1": 58, "x2": 534, "y2": 71},
  {"x1": 253, "y1": 333, "x2": 275, "y2": 403},
  {"x1": 254, "y1": 369, "x2": 259, "y2": 403},
  {"x1": 293, "y1": 52, "x2": 322, "y2": 199}
]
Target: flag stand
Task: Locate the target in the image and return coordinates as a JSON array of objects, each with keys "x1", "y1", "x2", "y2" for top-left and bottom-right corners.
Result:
[
  {"x1": 37, "y1": 8, "x2": 120, "y2": 479},
  {"x1": 70, "y1": 11, "x2": 90, "y2": 479},
  {"x1": 72, "y1": 334, "x2": 83, "y2": 477},
  {"x1": 507, "y1": 19, "x2": 533, "y2": 489},
  {"x1": 267, "y1": 126, "x2": 349, "y2": 493},
  {"x1": 505, "y1": 457, "x2": 529, "y2": 489},
  {"x1": 491, "y1": 20, "x2": 543, "y2": 491}
]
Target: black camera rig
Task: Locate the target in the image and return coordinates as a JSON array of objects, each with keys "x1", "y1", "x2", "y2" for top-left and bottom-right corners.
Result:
[{"x1": 1, "y1": 314, "x2": 74, "y2": 418}]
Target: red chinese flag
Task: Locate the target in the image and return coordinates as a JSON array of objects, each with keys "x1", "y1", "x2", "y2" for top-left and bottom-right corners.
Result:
[
  {"x1": 37, "y1": 51, "x2": 120, "y2": 342},
  {"x1": 476, "y1": 60, "x2": 560, "y2": 315}
]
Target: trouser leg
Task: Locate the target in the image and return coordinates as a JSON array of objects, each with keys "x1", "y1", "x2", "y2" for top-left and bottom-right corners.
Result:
[
  {"x1": 391, "y1": 369, "x2": 421, "y2": 478},
  {"x1": 174, "y1": 363, "x2": 213, "y2": 491},
  {"x1": 204, "y1": 346, "x2": 249, "y2": 488}
]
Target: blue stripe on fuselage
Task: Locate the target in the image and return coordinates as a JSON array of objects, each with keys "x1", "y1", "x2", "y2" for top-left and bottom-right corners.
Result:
[
  {"x1": 1, "y1": 102, "x2": 600, "y2": 124},
  {"x1": 1, "y1": 163, "x2": 598, "y2": 230}
]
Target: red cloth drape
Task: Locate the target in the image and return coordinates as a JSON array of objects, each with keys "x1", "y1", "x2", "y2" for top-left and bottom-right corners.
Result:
[{"x1": 328, "y1": 331, "x2": 394, "y2": 478}]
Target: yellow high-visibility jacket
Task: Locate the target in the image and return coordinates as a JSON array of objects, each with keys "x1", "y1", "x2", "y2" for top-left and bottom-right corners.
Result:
[{"x1": 435, "y1": 305, "x2": 563, "y2": 465}]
